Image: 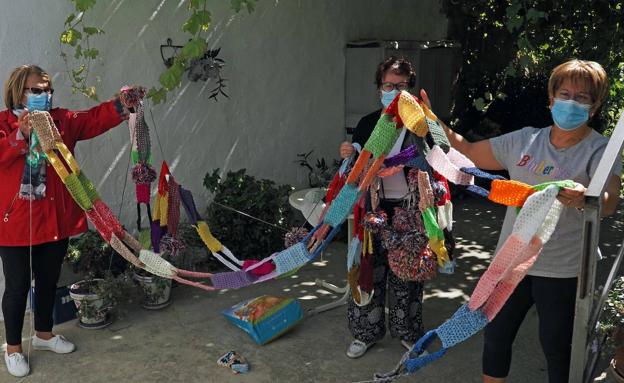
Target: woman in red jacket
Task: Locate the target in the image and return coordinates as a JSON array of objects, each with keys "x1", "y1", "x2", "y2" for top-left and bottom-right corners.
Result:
[{"x1": 0, "y1": 64, "x2": 141, "y2": 377}]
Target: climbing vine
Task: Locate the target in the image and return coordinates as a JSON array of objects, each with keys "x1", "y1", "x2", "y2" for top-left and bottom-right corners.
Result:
[
  {"x1": 60, "y1": 0, "x2": 103, "y2": 100},
  {"x1": 60, "y1": 0, "x2": 257, "y2": 103}
]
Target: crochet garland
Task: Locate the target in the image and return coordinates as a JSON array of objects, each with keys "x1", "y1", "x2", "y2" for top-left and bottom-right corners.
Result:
[
  {"x1": 28, "y1": 85, "x2": 577, "y2": 354},
  {"x1": 374, "y1": 182, "x2": 573, "y2": 381},
  {"x1": 28, "y1": 110, "x2": 216, "y2": 291},
  {"x1": 122, "y1": 88, "x2": 156, "y2": 231}
]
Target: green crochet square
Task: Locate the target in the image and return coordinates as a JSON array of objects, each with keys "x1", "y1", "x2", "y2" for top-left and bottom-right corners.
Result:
[
  {"x1": 364, "y1": 115, "x2": 400, "y2": 158},
  {"x1": 78, "y1": 171, "x2": 101, "y2": 203},
  {"x1": 532, "y1": 180, "x2": 576, "y2": 192},
  {"x1": 427, "y1": 118, "x2": 450, "y2": 153},
  {"x1": 422, "y1": 207, "x2": 443, "y2": 240},
  {"x1": 65, "y1": 174, "x2": 93, "y2": 211}
]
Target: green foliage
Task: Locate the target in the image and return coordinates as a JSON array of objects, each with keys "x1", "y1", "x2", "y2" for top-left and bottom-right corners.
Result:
[
  {"x1": 166, "y1": 223, "x2": 213, "y2": 271},
  {"x1": 203, "y1": 168, "x2": 296, "y2": 260},
  {"x1": 601, "y1": 277, "x2": 624, "y2": 333},
  {"x1": 295, "y1": 150, "x2": 341, "y2": 188},
  {"x1": 148, "y1": 0, "x2": 258, "y2": 104},
  {"x1": 59, "y1": 0, "x2": 104, "y2": 100},
  {"x1": 60, "y1": 0, "x2": 257, "y2": 103},
  {"x1": 600, "y1": 276, "x2": 624, "y2": 352},
  {"x1": 67, "y1": 230, "x2": 135, "y2": 316},
  {"x1": 442, "y1": 1, "x2": 624, "y2": 137},
  {"x1": 66, "y1": 230, "x2": 127, "y2": 280}
]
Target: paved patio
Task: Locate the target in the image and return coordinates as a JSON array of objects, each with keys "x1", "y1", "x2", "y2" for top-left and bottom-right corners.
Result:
[{"x1": 2, "y1": 197, "x2": 622, "y2": 382}]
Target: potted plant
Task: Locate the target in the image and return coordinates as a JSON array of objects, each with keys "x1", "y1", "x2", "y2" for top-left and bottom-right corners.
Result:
[
  {"x1": 601, "y1": 276, "x2": 624, "y2": 382},
  {"x1": 133, "y1": 269, "x2": 172, "y2": 310},
  {"x1": 133, "y1": 223, "x2": 210, "y2": 309},
  {"x1": 132, "y1": 228, "x2": 173, "y2": 310},
  {"x1": 203, "y1": 168, "x2": 298, "y2": 260},
  {"x1": 66, "y1": 230, "x2": 134, "y2": 329}
]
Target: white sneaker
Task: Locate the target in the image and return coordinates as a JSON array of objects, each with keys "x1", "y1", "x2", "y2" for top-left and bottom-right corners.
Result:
[
  {"x1": 4, "y1": 352, "x2": 29, "y2": 377},
  {"x1": 32, "y1": 335, "x2": 75, "y2": 354},
  {"x1": 346, "y1": 339, "x2": 375, "y2": 358}
]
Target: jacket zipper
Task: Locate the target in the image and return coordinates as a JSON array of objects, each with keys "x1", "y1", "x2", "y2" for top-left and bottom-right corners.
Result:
[{"x1": 3, "y1": 193, "x2": 18, "y2": 223}]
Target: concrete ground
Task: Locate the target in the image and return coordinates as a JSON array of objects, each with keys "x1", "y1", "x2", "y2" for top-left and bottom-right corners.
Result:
[{"x1": 2, "y1": 197, "x2": 622, "y2": 382}]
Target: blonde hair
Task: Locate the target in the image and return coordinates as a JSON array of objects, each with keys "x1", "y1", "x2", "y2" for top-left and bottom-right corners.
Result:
[
  {"x1": 548, "y1": 59, "x2": 608, "y2": 110},
  {"x1": 3, "y1": 65, "x2": 51, "y2": 110}
]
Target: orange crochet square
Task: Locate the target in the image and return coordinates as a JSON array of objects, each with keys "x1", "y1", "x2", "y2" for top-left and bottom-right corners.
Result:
[{"x1": 488, "y1": 179, "x2": 535, "y2": 207}]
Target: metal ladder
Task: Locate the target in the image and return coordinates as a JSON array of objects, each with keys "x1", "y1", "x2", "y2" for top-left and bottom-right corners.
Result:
[{"x1": 570, "y1": 111, "x2": 624, "y2": 382}]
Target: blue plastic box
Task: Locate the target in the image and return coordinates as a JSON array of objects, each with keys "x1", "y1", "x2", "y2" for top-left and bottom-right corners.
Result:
[
  {"x1": 222, "y1": 295, "x2": 303, "y2": 345},
  {"x1": 29, "y1": 285, "x2": 77, "y2": 325}
]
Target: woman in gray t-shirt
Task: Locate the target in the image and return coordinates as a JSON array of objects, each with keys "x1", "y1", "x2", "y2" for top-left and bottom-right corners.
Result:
[{"x1": 429, "y1": 59, "x2": 621, "y2": 382}]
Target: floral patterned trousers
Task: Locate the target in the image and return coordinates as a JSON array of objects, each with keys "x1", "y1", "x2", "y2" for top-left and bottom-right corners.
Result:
[{"x1": 347, "y1": 202, "x2": 425, "y2": 344}]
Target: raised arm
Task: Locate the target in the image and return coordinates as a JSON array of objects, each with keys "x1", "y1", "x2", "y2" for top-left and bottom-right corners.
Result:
[
  {"x1": 420, "y1": 89, "x2": 504, "y2": 171},
  {"x1": 64, "y1": 85, "x2": 146, "y2": 142},
  {"x1": 63, "y1": 98, "x2": 126, "y2": 142}
]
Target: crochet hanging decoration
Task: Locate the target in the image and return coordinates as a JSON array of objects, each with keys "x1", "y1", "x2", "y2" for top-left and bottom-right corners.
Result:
[
  {"x1": 307, "y1": 91, "x2": 450, "y2": 257},
  {"x1": 29, "y1": 89, "x2": 458, "y2": 294},
  {"x1": 372, "y1": 179, "x2": 577, "y2": 382},
  {"x1": 123, "y1": 88, "x2": 157, "y2": 231},
  {"x1": 28, "y1": 110, "x2": 218, "y2": 291}
]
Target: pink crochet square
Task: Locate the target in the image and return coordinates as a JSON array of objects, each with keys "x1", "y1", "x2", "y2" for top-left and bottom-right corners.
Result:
[
  {"x1": 136, "y1": 183, "x2": 151, "y2": 204},
  {"x1": 481, "y1": 238, "x2": 542, "y2": 320},
  {"x1": 468, "y1": 234, "x2": 527, "y2": 311}
]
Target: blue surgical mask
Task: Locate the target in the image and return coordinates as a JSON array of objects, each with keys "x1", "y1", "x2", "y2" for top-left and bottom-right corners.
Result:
[
  {"x1": 551, "y1": 98, "x2": 590, "y2": 131},
  {"x1": 26, "y1": 92, "x2": 52, "y2": 112},
  {"x1": 381, "y1": 89, "x2": 399, "y2": 108}
]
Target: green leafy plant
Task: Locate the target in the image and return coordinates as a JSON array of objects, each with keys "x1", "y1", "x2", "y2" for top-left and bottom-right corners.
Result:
[
  {"x1": 59, "y1": 0, "x2": 257, "y2": 103},
  {"x1": 203, "y1": 168, "x2": 296, "y2": 260},
  {"x1": 148, "y1": 0, "x2": 257, "y2": 104},
  {"x1": 66, "y1": 230, "x2": 134, "y2": 312},
  {"x1": 600, "y1": 276, "x2": 624, "y2": 351},
  {"x1": 60, "y1": 0, "x2": 104, "y2": 100},
  {"x1": 295, "y1": 150, "x2": 341, "y2": 188},
  {"x1": 441, "y1": 1, "x2": 624, "y2": 136},
  {"x1": 164, "y1": 223, "x2": 213, "y2": 271},
  {"x1": 66, "y1": 230, "x2": 126, "y2": 279}
]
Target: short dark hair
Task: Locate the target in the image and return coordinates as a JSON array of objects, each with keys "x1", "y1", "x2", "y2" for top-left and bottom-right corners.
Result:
[{"x1": 375, "y1": 57, "x2": 416, "y2": 88}]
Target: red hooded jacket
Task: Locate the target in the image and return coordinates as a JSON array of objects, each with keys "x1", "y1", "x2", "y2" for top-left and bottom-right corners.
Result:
[{"x1": 0, "y1": 99, "x2": 125, "y2": 246}]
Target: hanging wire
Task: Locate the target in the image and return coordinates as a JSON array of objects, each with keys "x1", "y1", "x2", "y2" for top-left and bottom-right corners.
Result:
[
  {"x1": 110, "y1": 123, "x2": 134, "y2": 272},
  {"x1": 27, "y1": 131, "x2": 35, "y2": 366},
  {"x1": 208, "y1": 200, "x2": 289, "y2": 233}
]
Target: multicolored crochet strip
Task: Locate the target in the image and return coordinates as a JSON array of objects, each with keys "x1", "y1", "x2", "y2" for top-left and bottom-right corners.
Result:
[
  {"x1": 128, "y1": 100, "x2": 156, "y2": 205},
  {"x1": 373, "y1": 183, "x2": 572, "y2": 381},
  {"x1": 28, "y1": 111, "x2": 216, "y2": 291},
  {"x1": 178, "y1": 185, "x2": 243, "y2": 272},
  {"x1": 310, "y1": 91, "x2": 447, "y2": 254}
]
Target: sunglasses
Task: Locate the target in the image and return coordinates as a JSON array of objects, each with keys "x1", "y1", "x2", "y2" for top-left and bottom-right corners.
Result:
[{"x1": 25, "y1": 87, "x2": 54, "y2": 95}]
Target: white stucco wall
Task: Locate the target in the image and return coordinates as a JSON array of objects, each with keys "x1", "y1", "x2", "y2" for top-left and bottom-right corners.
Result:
[
  {"x1": 0, "y1": 0, "x2": 447, "y2": 226},
  {"x1": 0, "y1": 0, "x2": 447, "y2": 319}
]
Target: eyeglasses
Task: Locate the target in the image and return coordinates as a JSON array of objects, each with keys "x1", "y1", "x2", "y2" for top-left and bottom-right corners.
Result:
[
  {"x1": 555, "y1": 90, "x2": 592, "y2": 105},
  {"x1": 25, "y1": 87, "x2": 54, "y2": 95},
  {"x1": 381, "y1": 82, "x2": 410, "y2": 92}
]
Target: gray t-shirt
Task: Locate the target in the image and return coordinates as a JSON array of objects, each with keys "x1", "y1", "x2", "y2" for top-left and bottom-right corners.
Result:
[{"x1": 490, "y1": 126, "x2": 622, "y2": 278}]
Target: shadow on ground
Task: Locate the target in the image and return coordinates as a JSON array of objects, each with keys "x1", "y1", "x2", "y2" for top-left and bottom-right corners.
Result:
[{"x1": 2, "y1": 196, "x2": 622, "y2": 382}]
